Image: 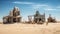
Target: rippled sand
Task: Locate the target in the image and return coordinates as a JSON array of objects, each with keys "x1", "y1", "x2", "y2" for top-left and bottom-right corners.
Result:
[{"x1": 0, "y1": 23, "x2": 60, "y2": 34}]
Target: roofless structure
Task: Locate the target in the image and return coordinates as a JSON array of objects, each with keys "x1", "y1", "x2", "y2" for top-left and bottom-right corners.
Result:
[
  {"x1": 34, "y1": 11, "x2": 45, "y2": 24},
  {"x1": 3, "y1": 6, "x2": 21, "y2": 24},
  {"x1": 28, "y1": 11, "x2": 45, "y2": 24}
]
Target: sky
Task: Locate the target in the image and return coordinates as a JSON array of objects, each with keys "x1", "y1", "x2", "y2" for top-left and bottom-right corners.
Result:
[{"x1": 0, "y1": 0, "x2": 60, "y2": 22}]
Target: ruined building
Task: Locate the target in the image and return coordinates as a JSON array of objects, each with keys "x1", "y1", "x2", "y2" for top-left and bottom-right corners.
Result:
[
  {"x1": 28, "y1": 11, "x2": 45, "y2": 24},
  {"x1": 34, "y1": 11, "x2": 45, "y2": 24},
  {"x1": 47, "y1": 14, "x2": 56, "y2": 23},
  {"x1": 3, "y1": 6, "x2": 21, "y2": 24}
]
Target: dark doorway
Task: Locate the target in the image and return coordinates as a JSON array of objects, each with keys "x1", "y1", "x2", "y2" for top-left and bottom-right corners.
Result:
[
  {"x1": 13, "y1": 18, "x2": 16, "y2": 22},
  {"x1": 39, "y1": 18, "x2": 42, "y2": 21}
]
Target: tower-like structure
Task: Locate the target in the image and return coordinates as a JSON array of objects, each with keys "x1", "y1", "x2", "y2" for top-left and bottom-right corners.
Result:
[
  {"x1": 3, "y1": 6, "x2": 21, "y2": 24},
  {"x1": 12, "y1": 6, "x2": 21, "y2": 22}
]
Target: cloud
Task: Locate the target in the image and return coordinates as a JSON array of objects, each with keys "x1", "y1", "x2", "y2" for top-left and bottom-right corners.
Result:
[
  {"x1": 45, "y1": 8, "x2": 56, "y2": 11},
  {"x1": 12, "y1": 1, "x2": 60, "y2": 11},
  {"x1": 32, "y1": 4, "x2": 48, "y2": 10},
  {"x1": 44, "y1": 6, "x2": 60, "y2": 11},
  {"x1": 32, "y1": 4, "x2": 48, "y2": 7},
  {"x1": 56, "y1": 6, "x2": 60, "y2": 8},
  {"x1": 31, "y1": 4, "x2": 60, "y2": 11},
  {"x1": 12, "y1": 1, "x2": 35, "y2": 4}
]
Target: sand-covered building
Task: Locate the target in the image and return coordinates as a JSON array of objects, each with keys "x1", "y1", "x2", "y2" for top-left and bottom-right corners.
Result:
[
  {"x1": 47, "y1": 14, "x2": 56, "y2": 23},
  {"x1": 28, "y1": 11, "x2": 45, "y2": 24},
  {"x1": 3, "y1": 6, "x2": 21, "y2": 24},
  {"x1": 34, "y1": 11, "x2": 45, "y2": 24}
]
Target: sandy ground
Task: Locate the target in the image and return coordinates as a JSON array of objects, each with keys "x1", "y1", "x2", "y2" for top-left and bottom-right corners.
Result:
[{"x1": 0, "y1": 23, "x2": 60, "y2": 34}]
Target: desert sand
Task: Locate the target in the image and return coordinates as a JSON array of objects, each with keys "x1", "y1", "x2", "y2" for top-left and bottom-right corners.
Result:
[{"x1": 0, "y1": 23, "x2": 60, "y2": 34}]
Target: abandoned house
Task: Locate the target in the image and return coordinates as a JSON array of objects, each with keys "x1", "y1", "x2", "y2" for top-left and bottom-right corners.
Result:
[
  {"x1": 3, "y1": 6, "x2": 21, "y2": 24},
  {"x1": 34, "y1": 11, "x2": 45, "y2": 24},
  {"x1": 47, "y1": 14, "x2": 56, "y2": 23}
]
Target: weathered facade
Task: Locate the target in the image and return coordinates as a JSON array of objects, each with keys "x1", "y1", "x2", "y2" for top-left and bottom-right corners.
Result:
[
  {"x1": 34, "y1": 11, "x2": 45, "y2": 24},
  {"x1": 3, "y1": 6, "x2": 21, "y2": 24},
  {"x1": 47, "y1": 14, "x2": 56, "y2": 23}
]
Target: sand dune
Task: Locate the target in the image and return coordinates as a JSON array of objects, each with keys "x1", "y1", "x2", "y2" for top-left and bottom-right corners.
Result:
[{"x1": 0, "y1": 23, "x2": 60, "y2": 34}]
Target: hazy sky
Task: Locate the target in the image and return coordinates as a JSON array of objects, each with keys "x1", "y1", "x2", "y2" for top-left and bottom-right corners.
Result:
[{"x1": 0, "y1": 0, "x2": 60, "y2": 22}]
